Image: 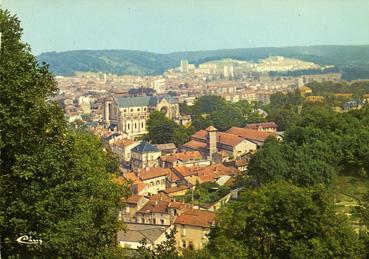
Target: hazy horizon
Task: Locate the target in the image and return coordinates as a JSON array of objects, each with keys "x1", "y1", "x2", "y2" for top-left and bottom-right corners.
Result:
[{"x1": 3, "y1": 0, "x2": 369, "y2": 55}]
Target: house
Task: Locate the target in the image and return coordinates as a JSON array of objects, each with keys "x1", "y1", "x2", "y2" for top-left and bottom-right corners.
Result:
[
  {"x1": 162, "y1": 185, "x2": 190, "y2": 197},
  {"x1": 117, "y1": 223, "x2": 169, "y2": 249},
  {"x1": 120, "y1": 194, "x2": 149, "y2": 223},
  {"x1": 159, "y1": 151, "x2": 209, "y2": 168},
  {"x1": 245, "y1": 122, "x2": 278, "y2": 133},
  {"x1": 135, "y1": 199, "x2": 173, "y2": 225},
  {"x1": 226, "y1": 127, "x2": 280, "y2": 147},
  {"x1": 131, "y1": 141, "x2": 162, "y2": 171},
  {"x1": 111, "y1": 138, "x2": 140, "y2": 163},
  {"x1": 174, "y1": 209, "x2": 215, "y2": 250},
  {"x1": 137, "y1": 167, "x2": 171, "y2": 195},
  {"x1": 122, "y1": 172, "x2": 148, "y2": 195},
  {"x1": 155, "y1": 143, "x2": 177, "y2": 154},
  {"x1": 135, "y1": 196, "x2": 191, "y2": 226},
  {"x1": 182, "y1": 126, "x2": 257, "y2": 159},
  {"x1": 171, "y1": 164, "x2": 238, "y2": 186}
]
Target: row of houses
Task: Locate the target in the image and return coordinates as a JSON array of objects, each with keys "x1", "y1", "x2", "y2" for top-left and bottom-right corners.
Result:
[{"x1": 92, "y1": 122, "x2": 280, "y2": 252}]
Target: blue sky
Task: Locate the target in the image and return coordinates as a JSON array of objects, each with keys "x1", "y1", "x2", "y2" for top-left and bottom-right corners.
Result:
[{"x1": 3, "y1": 0, "x2": 369, "y2": 55}]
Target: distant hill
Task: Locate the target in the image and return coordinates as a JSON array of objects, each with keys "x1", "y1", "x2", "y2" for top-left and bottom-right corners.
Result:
[
  {"x1": 38, "y1": 50, "x2": 176, "y2": 76},
  {"x1": 38, "y1": 45, "x2": 369, "y2": 81}
]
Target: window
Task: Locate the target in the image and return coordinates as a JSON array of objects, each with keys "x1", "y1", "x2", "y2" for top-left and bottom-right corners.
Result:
[
  {"x1": 141, "y1": 122, "x2": 144, "y2": 128},
  {"x1": 150, "y1": 181, "x2": 154, "y2": 187},
  {"x1": 144, "y1": 108, "x2": 147, "y2": 111},
  {"x1": 182, "y1": 240, "x2": 186, "y2": 248},
  {"x1": 134, "y1": 123, "x2": 137, "y2": 129},
  {"x1": 160, "y1": 219, "x2": 164, "y2": 225},
  {"x1": 124, "y1": 109, "x2": 127, "y2": 112},
  {"x1": 161, "y1": 179, "x2": 165, "y2": 185},
  {"x1": 156, "y1": 180, "x2": 160, "y2": 186},
  {"x1": 153, "y1": 218, "x2": 156, "y2": 224},
  {"x1": 141, "y1": 218, "x2": 145, "y2": 224},
  {"x1": 137, "y1": 108, "x2": 140, "y2": 112},
  {"x1": 127, "y1": 124, "x2": 130, "y2": 130},
  {"x1": 130, "y1": 109, "x2": 133, "y2": 112}
]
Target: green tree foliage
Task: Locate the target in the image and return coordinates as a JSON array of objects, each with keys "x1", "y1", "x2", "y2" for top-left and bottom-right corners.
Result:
[
  {"x1": 146, "y1": 111, "x2": 193, "y2": 146},
  {"x1": 181, "y1": 182, "x2": 231, "y2": 207},
  {"x1": 0, "y1": 10, "x2": 128, "y2": 257},
  {"x1": 209, "y1": 104, "x2": 243, "y2": 131},
  {"x1": 207, "y1": 182, "x2": 364, "y2": 258},
  {"x1": 178, "y1": 101, "x2": 192, "y2": 115},
  {"x1": 188, "y1": 96, "x2": 258, "y2": 131},
  {"x1": 192, "y1": 95, "x2": 227, "y2": 114}
]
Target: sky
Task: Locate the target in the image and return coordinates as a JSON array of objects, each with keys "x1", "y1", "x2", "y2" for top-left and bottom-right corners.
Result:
[{"x1": 3, "y1": 0, "x2": 369, "y2": 55}]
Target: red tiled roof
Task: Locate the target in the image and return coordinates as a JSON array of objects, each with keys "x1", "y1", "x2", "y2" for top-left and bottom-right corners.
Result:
[
  {"x1": 182, "y1": 140, "x2": 207, "y2": 150},
  {"x1": 191, "y1": 130, "x2": 207, "y2": 141},
  {"x1": 217, "y1": 132, "x2": 244, "y2": 147},
  {"x1": 190, "y1": 129, "x2": 244, "y2": 148},
  {"x1": 173, "y1": 166, "x2": 199, "y2": 178},
  {"x1": 245, "y1": 122, "x2": 278, "y2": 130},
  {"x1": 123, "y1": 172, "x2": 142, "y2": 185},
  {"x1": 126, "y1": 194, "x2": 143, "y2": 204},
  {"x1": 138, "y1": 167, "x2": 171, "y2": 181},
  {"x1": 113, "y1": 138, "x2": 136, "y2": 148},
  {"x1": 137, "y1": 200, "x2": 170, "y2": 214},
  {"x1": 163, "y1": 185, "x2": 189, "y2": 194},
  {"x1": 174, "y1": 164, "x2": 237, "y2": 183},
  {"x1": 168, "y1": 170, "x2": 181, "y2": 183},
  {"x1": 226, "y1": 127, "x2": 276, "y2": 142},
  {"x1": 168, "y1": 200, "x2": 192, "y2": 210},
  {"x1": 235, "y1": 159, "x2": 248, "y2": 167},
  {"x1": 160, "y1": 151, "x2": 203, "y2": 163},
  {"x1": 174, "y1": 209, "x2": 215, "y2": 228},
  {"x1": 149, "y1": 192, "x2": 172, "y2": 202}
]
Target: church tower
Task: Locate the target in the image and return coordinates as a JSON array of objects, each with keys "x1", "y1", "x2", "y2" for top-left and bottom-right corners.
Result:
[{"x1": 206, "y1": 126, "x2": 218, "y2": 161}]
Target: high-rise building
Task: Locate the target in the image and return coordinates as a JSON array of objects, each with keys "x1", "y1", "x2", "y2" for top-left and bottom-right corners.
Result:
[
  {"x1": 223, "y1": 65, "x2": 234, "y2": 79},
  {"x1": 151, "y1": 78, "x2": 166, "y2": 94},
  {"x1": 180, "y1": 60, "x2": 189, "y2": 73}
]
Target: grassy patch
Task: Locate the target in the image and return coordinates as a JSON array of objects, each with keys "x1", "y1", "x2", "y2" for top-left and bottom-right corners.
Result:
[{"x1": 334, "y1": 174, "x2": 369, "y2": 228}]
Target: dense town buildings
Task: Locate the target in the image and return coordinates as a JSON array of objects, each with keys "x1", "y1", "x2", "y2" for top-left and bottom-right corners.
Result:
[{"x1": 52, "y1": 56, "x2": 348, "y2": 252}]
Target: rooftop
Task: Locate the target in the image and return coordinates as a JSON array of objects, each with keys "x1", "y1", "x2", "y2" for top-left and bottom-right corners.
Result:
[
  {"x1": 155, "y1": 143, "x2": 177, "y2": 151},
  {"x1": 115, "y1": 95, "x2": 176, "y2": 108},
  {"x1": 117, "y1": 223, "x2": 168, "y2": 244},
  {"x1": 182, "y1": 140, "x2": 207, "y2": 150},
  {"x1": 138, "y1": 167, "x2": 171, "y2": 181},
  {"x1": 126, "y1": 194, "x2": 143, "y2": 204},
  {"x1": 226, "y1": 127, "x2": 276, "y2": 142},
  {"x1": 174, "y1": 209, "x2": 215, "y2": 228},
  {"x1": 160, "y1": 151, "x2": 203, "y2": 163},
  {"x1": 137, "y1": 199, "x2": 170, "y2": 214},
  {"x1": 245, "y1": 122, "x2": 278, "y2": 130},
  {"x1": 163, "y1": 185, "x2": 190, "y2": 194},
  {"x1": 132, "y1": 141, "x2": 160, "y2": 153},
  {"x1": 112, "y1": 138, "x2": 137, "y2": 148}
]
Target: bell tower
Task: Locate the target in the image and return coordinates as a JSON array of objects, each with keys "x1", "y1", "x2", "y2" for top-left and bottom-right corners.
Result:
[{"x1": 206, "y1": 126, "x2": 218, "y2": 161}]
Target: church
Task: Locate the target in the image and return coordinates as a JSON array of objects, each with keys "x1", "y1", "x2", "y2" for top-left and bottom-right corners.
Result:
[{"x1": 103, "y1": 95, "x2": 179, "y2": 138}]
